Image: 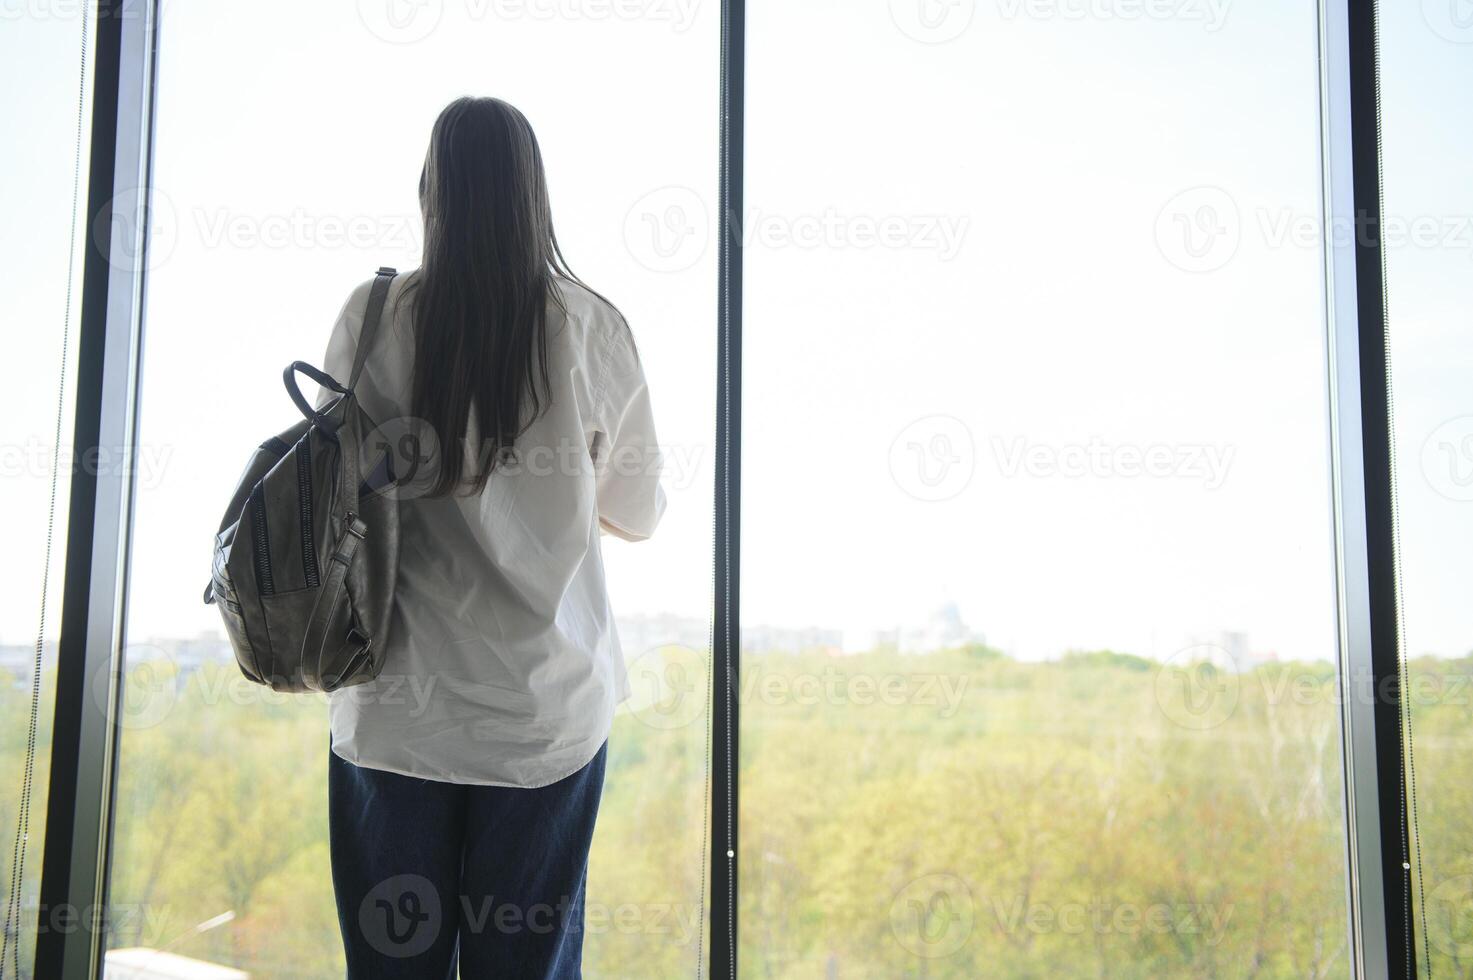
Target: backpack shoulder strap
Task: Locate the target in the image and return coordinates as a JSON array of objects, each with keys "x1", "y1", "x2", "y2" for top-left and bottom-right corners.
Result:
[{"x1": 348, "y1": 267, "x2": 397, "y2": 391}]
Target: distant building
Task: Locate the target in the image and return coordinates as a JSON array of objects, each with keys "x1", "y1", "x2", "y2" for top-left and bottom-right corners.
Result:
[
  {"x1": 0, "y1": 643, "x2": 51, "y2": 689},
  {"x1": 0, "y1": 644, "x2": 37, "y2": 674},
  {"x1": 899, "y1": 601, "x2": 985, "y2": 655},
  {"x1": 615, "y1": 613, "x2": 711, "y2": 658},
  {"x1": 616, "y1": 612, "x2": 847, "y2": 657},
  {"x1": 132, "y1": 633, "x2": 234, "y2": 673},
  {"x1": 844, "y1": 628, "x2": 900, "y2": 654},
  {"x1": 1187, "y1": 630, "x2": 1256, "y2": 667},
  {"x1": 741, "y1": 624, "x2": 843, "y2": 656}
]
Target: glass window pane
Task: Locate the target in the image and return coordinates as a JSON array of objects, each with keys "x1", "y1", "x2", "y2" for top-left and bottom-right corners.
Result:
[
  {"x1": 105, "y1": 6, "x2": 714, "y2": 976},
  {"x1": 1380, "y1": 2, "x2": 1473, "y2": 972},
  {"x1": 741, "y1": 3, "x2": 1350, "y2": 975},
  {"x1": 0, "y1": 8, "x2": 92, "y2": 979}
]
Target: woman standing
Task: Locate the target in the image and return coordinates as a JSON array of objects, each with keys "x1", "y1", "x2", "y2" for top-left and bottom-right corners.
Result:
[{"x1": 320, "y1": 96, "x2": 664, "y2": 978}]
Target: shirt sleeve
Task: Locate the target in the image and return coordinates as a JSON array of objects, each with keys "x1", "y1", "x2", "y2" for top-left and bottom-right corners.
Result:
[{"x1": 592, "y1": 318, "x2": 666, "y2": 542}]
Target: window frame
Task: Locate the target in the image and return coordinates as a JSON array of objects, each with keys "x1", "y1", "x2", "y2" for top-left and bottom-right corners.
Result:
[
  {"x1": 28, "y1": 0, "x2": 1415, "y2": 976},
  {"x1": 1320, "y1": 0, "x2": 1417, "y2": 975},
  {"x1": 33, "y1": 0, "x2": 158, "y2": 977}
]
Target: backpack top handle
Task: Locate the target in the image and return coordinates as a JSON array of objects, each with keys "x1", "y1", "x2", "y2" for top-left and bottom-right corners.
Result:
[
  {"x1": 283, "y1": 361, "x2": 349, "y2": 428},
  {"x1": 279, "y1": 267, "x2": 398, "y2": 431}
]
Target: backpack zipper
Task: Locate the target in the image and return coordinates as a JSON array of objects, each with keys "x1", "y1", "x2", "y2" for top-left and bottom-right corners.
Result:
[
  {"x1": 249, "y1": 482, "x2": 275, "y2": 596},
  {"x1": 297, "y1": 441, "x2": 320, "y2": 588}
]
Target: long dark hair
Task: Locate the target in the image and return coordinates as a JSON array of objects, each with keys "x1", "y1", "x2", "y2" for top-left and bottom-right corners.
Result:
[{"x1": 407, "y1": 96, "x2": 580, "y2": 497}]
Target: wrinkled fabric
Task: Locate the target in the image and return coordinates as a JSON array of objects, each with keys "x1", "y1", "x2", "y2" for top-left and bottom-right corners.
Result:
[{"x1": 319, "y1": 273, "x2": 664, "y2": 787}]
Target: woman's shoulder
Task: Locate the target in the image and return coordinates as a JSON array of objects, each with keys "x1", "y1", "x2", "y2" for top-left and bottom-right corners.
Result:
[
  {"x1": 547, "y1": 277, "x2": 641, "y2": 410},
  {"x1": 336, "y1": 268, "x2": 417, "y2": 334},
  {"x1": 549, "y1": 276, "x2": 630, "y2": 343}
]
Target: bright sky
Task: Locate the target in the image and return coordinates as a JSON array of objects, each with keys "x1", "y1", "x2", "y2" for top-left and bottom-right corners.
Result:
[{"x1": 1, "y1": 0, "x2": 1468, "y2": 668}]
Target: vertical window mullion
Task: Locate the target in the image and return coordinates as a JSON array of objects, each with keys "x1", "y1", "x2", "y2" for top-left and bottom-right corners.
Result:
[
  {"x1": 34, "y1": 1, "x2": 156, "y2": 977},
  {"x1": 710, "y1": 0, "x2": 744, "y2": 976},
  {"x1": 1320, "y1": 0, "x2": 1413, "y2": 975}
]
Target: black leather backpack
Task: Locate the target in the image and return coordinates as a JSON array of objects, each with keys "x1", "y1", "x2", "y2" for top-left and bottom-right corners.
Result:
[{"x1": 205, "y1": 267, "x2": 400, "y2": 692}]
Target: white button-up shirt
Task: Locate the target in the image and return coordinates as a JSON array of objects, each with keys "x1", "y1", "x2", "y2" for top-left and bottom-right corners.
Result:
[{"x1": 321, "y1": 271, "x2": 664, "y2": 787}]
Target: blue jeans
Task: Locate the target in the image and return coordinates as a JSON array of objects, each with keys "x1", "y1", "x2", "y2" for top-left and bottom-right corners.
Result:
[{"x1": 328, "y1": 744, "x2": 607, "y2": 979}]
